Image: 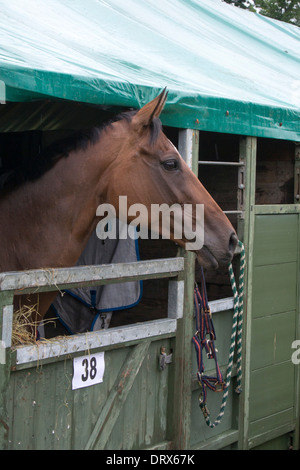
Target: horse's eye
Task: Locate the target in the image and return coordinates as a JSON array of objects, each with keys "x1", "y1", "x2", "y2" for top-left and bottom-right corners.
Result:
[{"x1": 162, "y1": 159, "x2": 179, "y2": 171}]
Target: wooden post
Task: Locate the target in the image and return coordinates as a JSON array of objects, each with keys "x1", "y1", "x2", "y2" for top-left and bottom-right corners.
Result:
[
  {"x1": 171, "y1": 129, "x2": 198, "y2": 449},
  {"x1": 238, "y1": 136, "x2": 257, "y2": 450},
  {"x1": 0, "y1": 291, "x2": 14, "y2": 449}
]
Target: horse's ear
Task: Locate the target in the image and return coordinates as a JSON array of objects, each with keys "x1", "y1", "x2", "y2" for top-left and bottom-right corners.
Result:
[{"x1": 133, "y1": 88, "x2": 168, "y2": 128}]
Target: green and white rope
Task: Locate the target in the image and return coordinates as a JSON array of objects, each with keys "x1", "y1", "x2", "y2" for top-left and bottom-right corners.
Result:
[{"x1": 200, "y1": 240, "x2": 245, "y2": 428}]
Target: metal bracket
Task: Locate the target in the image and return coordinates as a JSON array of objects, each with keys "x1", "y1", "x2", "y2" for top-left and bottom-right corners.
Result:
[
  {"x1": 159, "y1": 347, "x2": 173, "y2": 371},
  {"x1": 237, "y1": 162, "x2": 246, "y2": 218}
]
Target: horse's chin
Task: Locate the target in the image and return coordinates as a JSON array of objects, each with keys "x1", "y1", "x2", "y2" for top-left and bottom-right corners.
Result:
[
  {"x1": 175, "y1": 240, "x2": 232, "y2": 270},
  {"x1": 195, "y1": 244, "x2": 235, "y2": 270},
  {"x1": 195, "y1": 246, "x2": 219, "y2": 270}
]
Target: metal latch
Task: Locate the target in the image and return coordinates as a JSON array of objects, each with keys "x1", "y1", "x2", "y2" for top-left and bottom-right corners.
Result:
[{"x1": 159, "y1": 347, "x2": 173, "y2": 371}]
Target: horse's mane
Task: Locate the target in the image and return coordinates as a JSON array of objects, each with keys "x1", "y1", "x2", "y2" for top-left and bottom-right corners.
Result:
[{"x1": 0, "y1": 110, "x2": 162, "y2": 195}]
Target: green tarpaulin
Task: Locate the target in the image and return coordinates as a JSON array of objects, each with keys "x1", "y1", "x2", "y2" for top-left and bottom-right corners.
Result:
[{"x1": 0, "y1": 0, "x2": 299, "y2": 140}]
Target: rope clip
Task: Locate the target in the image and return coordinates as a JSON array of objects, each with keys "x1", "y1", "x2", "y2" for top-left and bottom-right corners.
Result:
[
  {"x1": 205, "y1": 307, "x2": 212, "y2": 319},
  {"x1": 199, "y1": 402, "x2": 210, "y2": 419}
]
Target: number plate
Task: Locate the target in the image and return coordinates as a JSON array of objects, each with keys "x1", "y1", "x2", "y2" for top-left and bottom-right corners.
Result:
[{"x1": 72, "y1": 352, "x2": 105, "y2": 390}]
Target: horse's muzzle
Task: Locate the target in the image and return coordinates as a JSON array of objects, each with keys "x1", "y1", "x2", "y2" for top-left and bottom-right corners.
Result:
[
  {"x1": 228, "y1": 232, "x2": 238, "y2": 258},
  {"x1": 196, "y1": 232, "x2": 238, "y2": 270}
]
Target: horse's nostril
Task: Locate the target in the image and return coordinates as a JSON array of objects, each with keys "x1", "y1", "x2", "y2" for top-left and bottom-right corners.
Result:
[{"x1": 229, "y1": 233, "x2": 238, "y2": 255}]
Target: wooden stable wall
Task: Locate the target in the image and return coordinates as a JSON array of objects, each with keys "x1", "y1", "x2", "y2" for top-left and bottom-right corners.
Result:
[{"x1": 174, "y1": 132, "x2": 299, "y2": 450}]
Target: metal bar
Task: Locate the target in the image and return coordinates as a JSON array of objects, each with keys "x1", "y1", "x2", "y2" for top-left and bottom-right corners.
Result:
[
  {"x1": 178, "y1": 129, "x2": 199, "y2": 175},
  {"x1": 0, "y1": 258, "x2": 184, "y2": 294},
  {"x1": 14, "y1": 318, "x2": 177, "y2": 366},
  {"x1": 85, "y1": 340, "x2": 151, "y2": 450},
  {"x1": 198, "y1": 161, "x2": 244, "y2": 166},
  {"x1": 223, "y1": 210, "x2": 244, "y2": 215},
  {"x1": 238, "y1": 151, "x2": 246, "y2": 216}
]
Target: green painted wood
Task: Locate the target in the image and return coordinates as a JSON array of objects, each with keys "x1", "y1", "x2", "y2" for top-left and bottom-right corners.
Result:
[
  {"x1": 249, "y1": 410, "x2": 295, "y2": 443},
  {"x1": 253, "y1": 214, "x2": 298, "y2": 266},
  {"x1": 254, "y1": 204, "x2": 300, "y2": 215},
  {"x1": 250, "y1": 311, "x2": 296, "y2": 370},
  {"x1": 7, "y1": 338, "x2": 176, "y2": 449},
  {"x1": 239, "y1": 136, "x2": 257, "y2": 449},
  {"x1": 246, "y1": 207, "x2": 299, "y2": 449},
  {"x1": 172, "y1": 249, "x2": 195, "y2": 449},
  {"x1": 190, "y1": 384, "x2": 236, "y2": 447},
  {"x1": 252, "y1": 262, "x2": 297, "y2": 318},
  {"x1": 85, "y1": 341, "x2": 150, "y2": 450},
  {"x1": 249, "y1": 362, "x2": 295, "y2": 423},
  {"x1": 251, "y1": 432, "x2": 292, "y2": 450},
  {"x1": 0, "y1": 291, "x2": 14, "y2": 450},
  {"x1": 171, "y1": 129, "x2": 198, "y2": 450}
]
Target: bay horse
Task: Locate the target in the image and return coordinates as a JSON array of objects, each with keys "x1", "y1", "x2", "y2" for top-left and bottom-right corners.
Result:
[{"x1": 0, "y1": 89, "x2": 237, "y2": 327}]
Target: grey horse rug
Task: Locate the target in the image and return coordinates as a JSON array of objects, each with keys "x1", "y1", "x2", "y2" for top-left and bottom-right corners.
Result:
[{"x1": 49, "y1": 220, "x2": 141, "y2": 333}]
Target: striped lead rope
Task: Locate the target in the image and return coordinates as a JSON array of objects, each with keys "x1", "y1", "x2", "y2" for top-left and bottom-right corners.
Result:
[{"x1": 195, "y1": 240, "x2": 245, "y2": 428}]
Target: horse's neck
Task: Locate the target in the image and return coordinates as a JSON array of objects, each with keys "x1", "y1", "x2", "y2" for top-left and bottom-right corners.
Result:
[{"x1": 1, "y1": 139, "x2": 110, "y2": 271}]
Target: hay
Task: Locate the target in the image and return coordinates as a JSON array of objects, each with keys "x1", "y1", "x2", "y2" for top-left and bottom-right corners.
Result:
[{"x1": 12, "y1": 303, "x2": 55, "y2": 346}]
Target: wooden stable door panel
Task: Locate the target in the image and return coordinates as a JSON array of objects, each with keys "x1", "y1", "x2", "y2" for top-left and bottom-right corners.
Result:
[
  {"x1": 253, "y1": 214, "x2": 298, "y2": 266},
  {"x1": 252, "y1": 262, "x2": 297, "y2": 318},
  {"x1": 249, "y1": 361, "x2": 295, "y2": 423},
  {"x1": 7, "y1": 339, "x2": 174, "y2": 450},
  {"x1": 249, "y1": 409, "x2": 295, "y2": 441},
  {"x1": 248, "y1": 211, "x2": 299, "y2": 441},
  {"x1": 250, "y1": 310, "x2": 296, "y2": 371}
]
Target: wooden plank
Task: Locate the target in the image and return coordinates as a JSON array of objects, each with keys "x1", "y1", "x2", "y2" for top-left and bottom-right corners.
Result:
[
  {"x1": 0, "y1": 258, "x2": 184, "y2": 294},
  {"x1": 249, "y1": 361, "x2": 295, "y2": 423},
  {"x1": 191, "y1": 429, "x2": 239, "y2": 450},
  {"x1": 254, "y1": 204, "x2": 300, "y2": 215},
  {"x1": 250, "y1": 311, "x2": 296, "y2": 371},
  {"x1": 294, "y1": 213, "x2": 300, "y2": 449},
  {"x1": 252, "y1": 262, "x2": 297, "y2": 318},
  {"x1": 15, "y1": 318, "x2": 177, "y2": 366},
  {"x1": 172, "y1": 249, "x2": 195, "y2": 449},
  {"x1": 84, "y1": 340, "x2": 151, "y2": 450},
  {"x1": 172, "y1": 129, "x2": 198, "y2": 449},
  {"x1": 253, "y1": 214, "x2": 298, "y2": 266},
  {"x1": 239, "y1": 136, "x2": 257, "y2": 450},
  {"x1": 249, "y1": 411, "x2": 295, "y2": 446},
  {"x1": 209, "y1": 297, "x2": 234, "y2": 313},
  {"x1": 8, "y1": 368, "x2": 35, "y2": 449},
  {"x1": 167, "y1": 280, "x2": 184, "y2": 319},
  {"x1": 0, "y1": 291, "x2": 14, "y2": 449}
]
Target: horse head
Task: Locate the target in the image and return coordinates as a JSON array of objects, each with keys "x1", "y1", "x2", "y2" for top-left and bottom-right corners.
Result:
[{"x1": 104, "y1": 89, "x2": 237, "y2": 269}]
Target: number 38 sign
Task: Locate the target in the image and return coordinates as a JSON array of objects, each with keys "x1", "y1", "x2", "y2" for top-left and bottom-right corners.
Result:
[{"x1": 72, "y1": 352, "x2": 105, "y2": 390}]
